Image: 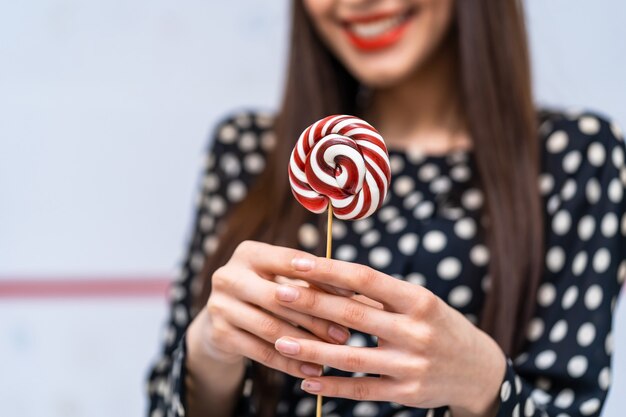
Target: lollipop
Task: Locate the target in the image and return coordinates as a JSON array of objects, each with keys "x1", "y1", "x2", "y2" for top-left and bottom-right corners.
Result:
[
  {"x1": 287, "y1": 115, "x2": 391, "y2": 417},
  {"x1": 288, "y1": 114, "x2": 391, "y2": 220}
]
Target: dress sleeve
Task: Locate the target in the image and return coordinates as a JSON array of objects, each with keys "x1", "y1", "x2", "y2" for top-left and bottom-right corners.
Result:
[
  {"x1": 145, "y1": 111, "x2": 274, "y2": 417},
  {"x1": 493, "y1": 112, "x2": 626, "y2": 417}
]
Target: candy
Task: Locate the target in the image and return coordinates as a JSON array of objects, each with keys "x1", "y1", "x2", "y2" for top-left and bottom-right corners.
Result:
[{"x1": 288, "y1": 115, "x2": 391, "y2": 220}]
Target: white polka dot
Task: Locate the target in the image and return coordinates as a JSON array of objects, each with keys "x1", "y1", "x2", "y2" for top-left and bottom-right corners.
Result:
[
  {"x1": 524, "y1": 398, "x2": 535, "y2": 417},
  {"x1": 451, "y1": 165, "x2": 470, "y2": 182},
  {"x1": 238, "y1": 132, "x2": 257, "y2": 152},
  {"x1": 572, "y1": 251, "x2": 588, "y2": 276},
  {"x1": 549, "y1": 320, "x2": 568, "y2": 343},
  {"x1": 512, "y1": 403, "x2": 520, "y2": 417},
  {"x1": 592, "y1": 248, "x2": 611, "y2": 273},
  {"x1": 580, "y1": 398, "x2": 601, "y2": 416},
  {"x1": 423, "y1": 230, "x2": 447, "y2": 252},
  {"x1": 601, "y1": 212, "x2": 619, "y2": 237},
  {"x1": 539, "y1": 173, "x2": 555, "y2": 195},
  {"x1": 234, "y1": 113, "x2": 251, "y2": 128},
  {"x1": 336, "y1": 245, "x2": 356, "y2": 261},
  {"x1": 527, "y1": 318, "x2": 544, "y2": 341},
  {"x1": 437, "y1": 257, "x2": 462, "y2": 280},
  {"x1": 298, "y1": 224, "x2": 319, "y2": 249},
  {"x1": 599, "y1": 367, "x2": 611, "y2": 390},
  {"x1": 481, "y1": 275, "x2": 492, "y2": 292},
  {"x1": 398, "y1": 233, "x2": 419, "y2": 255},
  {"x1": 448, "y1": 285, "x2": 472, "y2": 308},
  {"x1": 386, "y1": 217, "x2": 407, "y2": 234},
  {"x1": 552, "y1": 210, "x2": 571, "y2": 235},
  {"x1": 348, "y1": 333, "x2": 367, "y2": 347},
  {"x1": 403, "y1": 191, "x2": 423, "y2": 209},
  {"x1": 554, "y1": 389, "x2": 575, "y2": 409},
  {"x1": 361, "y1": 230, "x2": 380, "y2": 247},
  {"x1": 243, "y1": 153, "x2": 265, "y2": 173},
  {"x1": 470, "y1": 245, "x2": 490, "y2": 266},
  {"x1": 218, "y1": 123, "x2": 238, "y2": 143},
  {"x1": 563, "y1": 150, "x2": 582, "y2": 173},
  {"x1": 413, "y1": 201, "x2": 434, "y2": 219},
  {"x1": 378, "y1": 206, "x2": 399, "y2": 223},
  {"x1": 462, "y1": 189, "x2": 484, "y2": 210},
  {"x1": 418, "y1": 164, "x2": 439, "y2": 182},
  {"x1": 561, "y1": 179, "x2": 577, "y2": 201},
  {"x1": 578, "y1": 215, "x2": 596, "y2": 240},
  {"x1": 389, "y1": 155, "x2": 404, "y2": 175},
  {"x1": 535, "y1": 350, "x2": 556, "y2": 369},
  {"x1": 546, "y1": 194, "x2": 561, "y2": 215},
  {"x1": 546, "y1": 246, "x2": 566, "y2": 273},
  {"x1": 393, "y1": 176, "x2": 414, "y2": 196},
  {"x1": 226, "y1": 180, "x2": 247, "y2": 202},
  {"x1": 588, "y1": 142, "x2": 606, "y2": 167},
  {"x1": 369, "y1": 247, "x2": 392, "y2": 269},
  {"x1": 531, "y1": 388, "x2": 552, "y2": 406},
  {"x1": 619, "y1": 260, "x2": 626, "y2": 285},
  {"x1": 208, "y1": 195, "x2": 227, "y2": 216},
  {"x1": 611, "y1": 122, "x2": 624, "y2": 140},
  {"x1": 295, "y1": 397, "x2": 316, "y2": 416},
  {"x1": 431, "y1": 177, "x2": 452, "y2": 194},
  {"x1": 501, "y1": 380, "x2": 512, "y2": 402},
  {"x1": 586, "y1": 178, "x2": 602, "y2": 204},
  {"x1": 353, "y1": 401, "x2": 379, "y2": 416},
  {"x1": 406, "y1": 272, "x2": 426, "y2": 286},
  {"x1": 260, "y1": 131, "x2": 276, "y2": 150},
  {"x1": 538, "y1": 282, "x2": 556, "y2": 307},
  {"x1": 515, "y1": 374, "x2": 523, "y2": 394},
  {"x1": 455, "y1": 218, "x2": 476, "y2": 239},
  {"x1": 332, "y1": 221, "x2": 347, "y2": 239},
  {"x1": 612, "y1": 145, "x2": 624, "y2": 169},
  {"x1": 606, "y1": 332, "x2": 614, "y2": 355},
  {"x1": 579, "y1": 116, "x2": 600, "y2": 135},
  {"x1": 567, "y1": 355, "x2": 588, "y2": 377},
  {"x1": 577, "y1": 322, "x2": 596, "y2": 347},
  {"x1": 562, "y1": 286, "x2": 579, "y2": 310},
  {"x1": 353, "y1": 218, "x2": 373, "y2": 233},
  {"x1": 608, "y1": 178, "x2": 623, "y2": 203},
  {"x1": 547, "y1": 130, "x2": 569, "y2": 153},
  {"x1": 585, "y1": 285, "x2": 603, "y2": 310},
  {"x1": 220, "y1": 153, "x2": 241, "y2": 177},
  {"x1": 203, "y1": 236, "x2": 219, "y2": 254}
]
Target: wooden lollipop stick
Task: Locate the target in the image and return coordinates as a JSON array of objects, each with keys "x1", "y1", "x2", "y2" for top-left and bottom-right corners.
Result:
[{"x1": 316, "y1": 205, "x2": 333, "y2": 417}]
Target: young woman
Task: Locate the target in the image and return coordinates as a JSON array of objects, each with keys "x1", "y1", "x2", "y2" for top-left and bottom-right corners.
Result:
[{"x1": 147, "y1": 1, "x2": 626, "y2": 417}]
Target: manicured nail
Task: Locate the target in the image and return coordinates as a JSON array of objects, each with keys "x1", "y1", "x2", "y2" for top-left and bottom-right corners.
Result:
[
  {"x1": 276, "y1": 285, "x2": 299, "y2": 302},
  {"x1": 301, "y1": 379, "x2": 322, "y2": 392},
  {"x1": 300, "y1": 364, "x2": 323, "y2": 377},
  {"x1": 275, "y1": 337, "x2": 300, "y2": 355},
  {"x1": 292, "y1": 257, "x2": 315, "y2": 271},
  {"x1": 328, "y1": 324, "x2": 350, "y2": 343}
]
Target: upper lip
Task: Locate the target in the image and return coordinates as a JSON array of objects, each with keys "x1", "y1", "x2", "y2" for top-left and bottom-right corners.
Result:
[{"x1": 339, "y1": 9, "x2": 411, "y2": 25}]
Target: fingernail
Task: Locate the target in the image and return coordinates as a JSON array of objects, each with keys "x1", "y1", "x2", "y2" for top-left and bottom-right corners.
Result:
[
  {"x1": 328, "y1": 324, "x2": 350, "y2": 343},
  {"x1": 301, "y1": 379, "x2": 322, "y2": 392},
  {"x1": 276, "y1": 285, "x2": 299, "y2": 302},
  {"x1": 292, "y1": 257, "x2": 315, "y2": 271},
  {"x1": 300, "y1": 364, "x2": 322, "y2": 377},
  {"x1": 275, "y1": 337, "x2": 300, "y2": 355}
]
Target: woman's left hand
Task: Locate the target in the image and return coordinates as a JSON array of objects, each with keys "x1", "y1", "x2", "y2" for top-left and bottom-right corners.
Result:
[{"x1": 263, "y1": 245, "x2": 507, "y2": 417}]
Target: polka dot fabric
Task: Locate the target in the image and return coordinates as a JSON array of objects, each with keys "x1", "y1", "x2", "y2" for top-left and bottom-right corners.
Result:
[{"x1": 146, "y1": 110, "x2": 626, "y2": 417}]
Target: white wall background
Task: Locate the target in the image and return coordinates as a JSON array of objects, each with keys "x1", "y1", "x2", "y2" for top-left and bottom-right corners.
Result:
[{"x1": 0, "y1": 1, "x2": 624, "y2": 416}]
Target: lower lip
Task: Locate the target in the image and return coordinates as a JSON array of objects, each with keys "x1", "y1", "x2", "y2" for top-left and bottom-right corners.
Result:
[{"x1": 343, "y1": 14, "x2": 413, "y2": 52}]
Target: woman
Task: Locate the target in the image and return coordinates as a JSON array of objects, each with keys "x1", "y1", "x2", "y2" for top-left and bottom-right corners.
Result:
[{"x1": 147, "y1": 1, "x2": 626, "y2": 417}]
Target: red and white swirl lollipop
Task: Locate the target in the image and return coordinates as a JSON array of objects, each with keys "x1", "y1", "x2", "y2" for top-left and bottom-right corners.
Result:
[{"x1": 288, "y1": 115, "x2": 391, "y2": 220}]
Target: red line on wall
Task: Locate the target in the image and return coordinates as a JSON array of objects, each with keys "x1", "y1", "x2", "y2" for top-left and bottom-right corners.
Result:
[{"x1": 0, "y1": 277, "x2": 171, "y2": 298}]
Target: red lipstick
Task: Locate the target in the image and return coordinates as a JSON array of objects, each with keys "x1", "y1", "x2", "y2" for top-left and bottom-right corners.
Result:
[{"x1": 341, "y1": 9, "x2": 415, "y2": 52}]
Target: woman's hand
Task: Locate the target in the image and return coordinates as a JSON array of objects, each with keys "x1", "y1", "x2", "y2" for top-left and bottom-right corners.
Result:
[
  {"x1": 187, "y1": 240, "x2": 353, "y2": 381},
  {"x1": 239, "y1": 242, "x2": 506, "y2": 417}
]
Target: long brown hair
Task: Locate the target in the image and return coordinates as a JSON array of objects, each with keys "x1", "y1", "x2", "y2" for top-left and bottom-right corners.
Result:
[{"x1": 197, "y1": 1, "x2": 543, "y2": 414}]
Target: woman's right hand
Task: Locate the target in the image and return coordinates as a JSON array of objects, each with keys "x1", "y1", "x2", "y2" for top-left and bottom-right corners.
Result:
[{"x1": 187, "y1": 240, "x2": 352, "y2": 379}]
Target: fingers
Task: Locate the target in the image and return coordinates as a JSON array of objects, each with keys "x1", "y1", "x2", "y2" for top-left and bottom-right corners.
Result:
[
  {"x1": 214, "y1": 265, "x2": 351, "y2": 345},
  {"x1": 299, "y1": 376, "x2": 395, "y2": 402},
  {"x1": 214, "y1": 318, "x2": 324, "y2": 379},
  {"x1": 274, "y1": 336, "x2": 395, "y2": 376},
  {"x1": 274, "y1": 284, "x2": 399, "y2": 339}
]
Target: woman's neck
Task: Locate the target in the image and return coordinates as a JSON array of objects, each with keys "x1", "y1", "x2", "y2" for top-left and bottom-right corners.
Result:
[{"x1": 363, "y1": 38, "x2": 470, "y2": 155}]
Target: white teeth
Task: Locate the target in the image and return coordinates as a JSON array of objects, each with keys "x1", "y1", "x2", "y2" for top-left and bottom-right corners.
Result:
[{"x1": 350, "y1": 15, "x2": 404, "y2": 39}]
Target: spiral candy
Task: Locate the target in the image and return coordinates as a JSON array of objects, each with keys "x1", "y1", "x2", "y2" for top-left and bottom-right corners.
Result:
[{"x1": 288, "y1": 115, "x2": 391, "y2": 220}]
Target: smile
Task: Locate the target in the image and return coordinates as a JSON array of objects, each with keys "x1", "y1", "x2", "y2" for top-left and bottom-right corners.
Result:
[{"x1": 341, "y1": 8, "x2": 416, "y2": 52}]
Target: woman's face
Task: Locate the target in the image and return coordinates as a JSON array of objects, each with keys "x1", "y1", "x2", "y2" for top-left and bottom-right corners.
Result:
[{"x1": 303, "y1": 0, "x2": 455, "y2": 88}]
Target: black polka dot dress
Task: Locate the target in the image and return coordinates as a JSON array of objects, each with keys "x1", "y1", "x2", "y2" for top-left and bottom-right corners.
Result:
[{"x1": 146, "y1": 110, "x2": 626, "y2": 417}]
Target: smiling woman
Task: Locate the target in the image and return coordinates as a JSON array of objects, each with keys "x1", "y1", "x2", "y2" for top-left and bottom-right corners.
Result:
[{"x1": 145, "y1": 1, "x2": 626, "y2": 417}]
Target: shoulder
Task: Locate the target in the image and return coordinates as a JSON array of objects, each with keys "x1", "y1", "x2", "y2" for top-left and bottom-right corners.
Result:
[{"x1": 537, "y1": 108, "x2": 625, "y2": 197}]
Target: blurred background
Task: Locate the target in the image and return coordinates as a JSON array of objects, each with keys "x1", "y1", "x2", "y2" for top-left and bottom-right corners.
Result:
[{"x1": 0, "y1": 1, "x2": 624, "y2": 416}]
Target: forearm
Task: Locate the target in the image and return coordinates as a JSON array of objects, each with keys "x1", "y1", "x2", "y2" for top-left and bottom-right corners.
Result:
[{"x1": 185, "y1": 310, "x2": 246, "y2": 417}]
